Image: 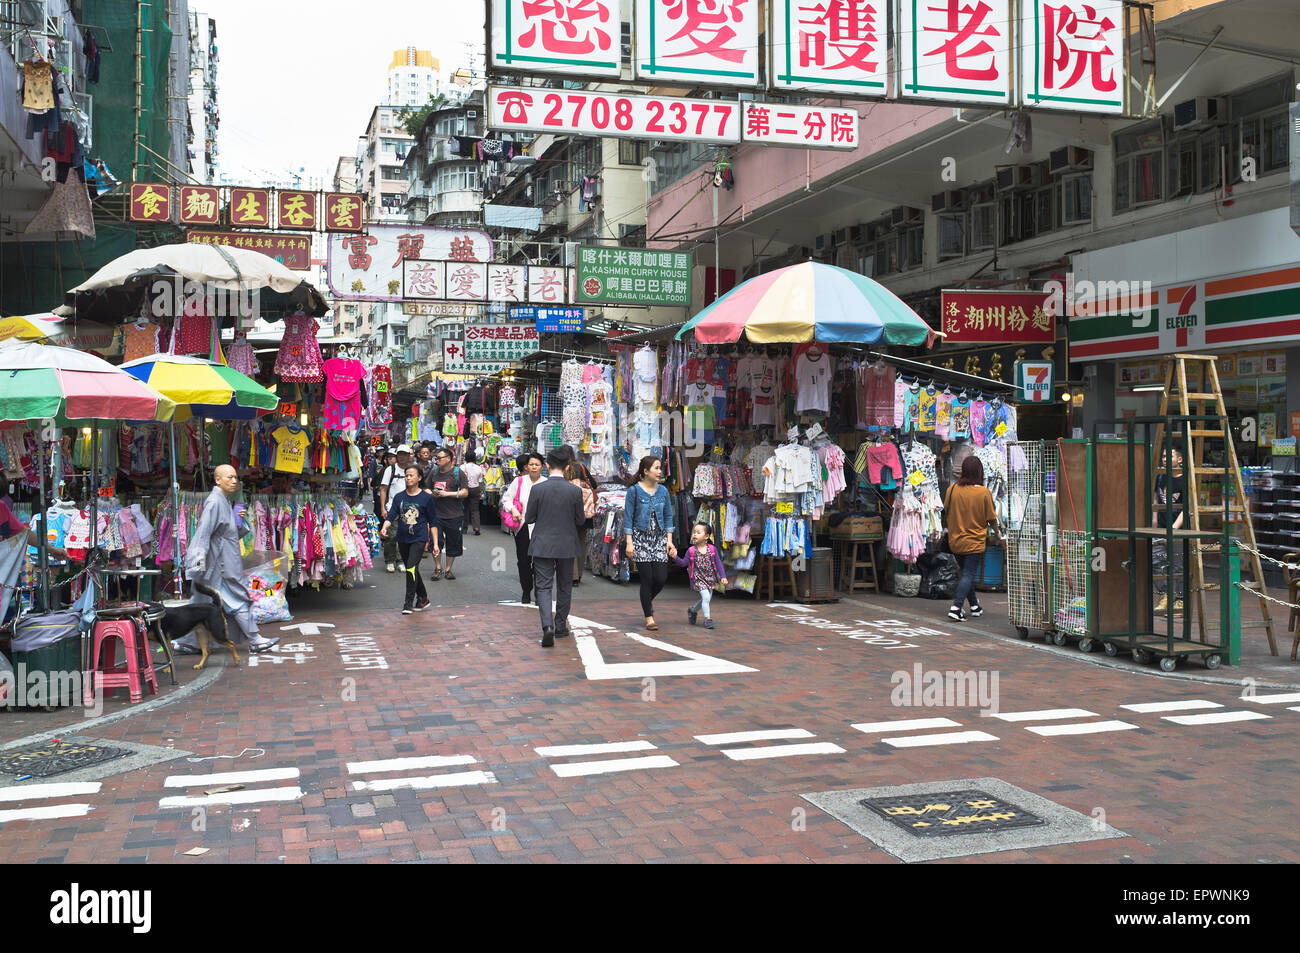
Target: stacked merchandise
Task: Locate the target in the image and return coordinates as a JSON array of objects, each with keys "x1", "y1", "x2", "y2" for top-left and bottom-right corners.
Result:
[{"x1": 587, "y1": 484, "x2": 632, "y2": 582}]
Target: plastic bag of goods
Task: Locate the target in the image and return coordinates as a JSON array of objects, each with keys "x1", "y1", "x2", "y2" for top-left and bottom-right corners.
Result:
[{"x1": 242, "y1": 550, "x2": 292, "y2": 623}]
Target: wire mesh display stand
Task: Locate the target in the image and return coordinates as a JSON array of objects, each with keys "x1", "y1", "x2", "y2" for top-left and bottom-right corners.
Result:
[
  {"x1": 1092, "y1": 415, "x2": 1233, "y2": 671},
  {"x1": 1005, "y1": 440, "x2": 1065, "y2": 642}
]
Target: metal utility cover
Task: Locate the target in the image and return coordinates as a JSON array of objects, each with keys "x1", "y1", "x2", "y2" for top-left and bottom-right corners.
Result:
[
  {"x1": 0, "y1": 740, "x2": 130, "y2": 777},
  {"x1": 805, "y1": 777, "x2": 1127, "y2": 863}
]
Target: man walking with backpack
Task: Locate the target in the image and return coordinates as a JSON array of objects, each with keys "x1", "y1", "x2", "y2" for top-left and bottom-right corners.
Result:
[{"x1": 423, "y1": 446, "x2": 468, "y2": 580}]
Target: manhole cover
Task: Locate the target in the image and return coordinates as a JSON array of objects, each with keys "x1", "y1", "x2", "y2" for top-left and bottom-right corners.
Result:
[
  {"x1": 860, "y1": 789, "x2": 1045, "y2": 838},
  {"x1": 804, "y1": 777, "x2": 1127, "y2": 863},
  {"x1": 0, "y1": 740, "x2": 130, "y2": 778}
]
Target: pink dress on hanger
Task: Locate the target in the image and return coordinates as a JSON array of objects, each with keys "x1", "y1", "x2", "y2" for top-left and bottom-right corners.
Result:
[
  {"x1": 274, "y1": 313, "x2": 324, "y2": 382},
  {"x1": 321, "y1": 356, "x2": 364, "y2": 430},
  {"x1": 227, "y1": 330, "x2": 259, "y2": 377}
]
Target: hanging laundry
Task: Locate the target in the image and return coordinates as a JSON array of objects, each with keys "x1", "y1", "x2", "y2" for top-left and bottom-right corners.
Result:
[
  {"x1": 22, "y1": 60, "x2": 55, "y2": 112},
  {"x1": 274, "y1": 313, "x2": 324, "y2": 382},
  {"x1": 226, "y1": 329, "x2": 259, "y2": 377}
]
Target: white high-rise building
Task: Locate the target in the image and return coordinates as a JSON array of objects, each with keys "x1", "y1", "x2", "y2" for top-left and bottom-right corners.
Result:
[{"x1": 386, "y1": 47, "x2": 440, "y2": 109}]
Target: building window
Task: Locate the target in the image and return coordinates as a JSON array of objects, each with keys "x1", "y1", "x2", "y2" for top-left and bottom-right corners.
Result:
[
  {"x1": 1060, "y1": 173, "x2": 1091, "y2": 225},
  {"x1": 938, "y1": 214, "x2": 965, "y2": 261},
  {"x1": 619, "y1": 140, "x2": 649, "y2": 166},
  {"x1": 968, "y1": 202, "x2": 996, "y2": 251},
  {"x1": 393, "y1": 328, "x2": 407, "y2": 347},
  {"x1": 435, "y1": 163, "x2": 481, "y2": 193}
]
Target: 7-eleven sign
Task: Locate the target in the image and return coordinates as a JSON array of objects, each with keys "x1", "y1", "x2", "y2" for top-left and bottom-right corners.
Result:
[{"x1": 1016, "y1": 361, "x2": 1054, "y2": 402}]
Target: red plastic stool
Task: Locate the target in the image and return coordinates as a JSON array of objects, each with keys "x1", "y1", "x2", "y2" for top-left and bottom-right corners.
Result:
[{"x1": 84, "y1": 616, "x2": 158, "y2": 705}]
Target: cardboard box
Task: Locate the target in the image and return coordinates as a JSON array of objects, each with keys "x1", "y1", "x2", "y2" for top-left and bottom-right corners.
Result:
[{"x1": 829, "y1": 515, "x2": 883, "y2": 540}]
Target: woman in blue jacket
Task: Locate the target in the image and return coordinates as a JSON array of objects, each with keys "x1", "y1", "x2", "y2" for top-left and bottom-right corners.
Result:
[{"x1": 624, "y1": 455, "x2": 677, "y2": 630}]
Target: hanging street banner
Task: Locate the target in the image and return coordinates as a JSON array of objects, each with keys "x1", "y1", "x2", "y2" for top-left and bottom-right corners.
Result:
[
  {"x1": 187, "y1": 230, "x2": 312, "y2": 271},
  {"x1": 178, "y1": 186, "x2": 220, "y2": 225},
  {"x1": 1015, "y1": 360, "x2": 1055, "y2": 402},
  {"x1": 488, "y1": 263, "x2": 527, "y2": 302},
  {"x1": 634, "y1": 0, "x2": 761, "y2": 88},
  {"x1": 742, "y1": 102, "x2": 859, "y2": 149},
  {"x1": 489, "y1": 0, "x2": 621, "y2": 78},
  {"x1": 898, "y1": 0, "x2": 1013, "y2": 105},
  {"x1": 940, "y1": 290, "x2": 1055, "y2": 343},
  {"x1": 1020, "y1": 0, "x2": 1125, "y2": 114},
  {"x1": 129, "y1": 183, "x2": 171, "y2": 223},
  {"x1": 328, "y1": 225, "x2": 494, "y2": 302},
  {"x1": 403, "y1": 260, "x2": 575, "y2": 304},
  {"x1": 488, "y1": 85, "x2": 742, "y2": 145},
  {"x1": 322, "y1": 193, "x2": 366, "y2": 232},
  {"x1": 464, "y1": 323, "x2": 541, "y2": 363},
  {"x1": 277, "y1": 190, "x2": 318, "y2": 230},
  {"x1": 769, "y1": 0, "x2": 886, "y2": 96},
  {"x1": 577, "y1": 246, "x2": 691, "y2": 306},
  {"x1": 228, "y1": 187, "x2": 271, "y2": 228}
]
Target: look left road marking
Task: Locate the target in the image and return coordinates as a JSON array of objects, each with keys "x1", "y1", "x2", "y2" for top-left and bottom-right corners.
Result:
[
  {"x1": 0, "y1": 781, "x2": 101, "y2": 824},
  {"x1": 158, "y1": 767, "x2": 302, "y2": 808}
]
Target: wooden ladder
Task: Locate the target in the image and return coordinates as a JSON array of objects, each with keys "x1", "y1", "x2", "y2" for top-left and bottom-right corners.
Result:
[{"x1": 1151, "y1": 355, "x2": 1277, "y2": 655}]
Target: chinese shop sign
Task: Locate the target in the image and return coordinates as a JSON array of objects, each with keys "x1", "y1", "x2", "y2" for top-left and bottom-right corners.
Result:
[
  {"x1": 769, "y1": 0, "x2": 886, "y2": 95},
  {"x1": 178, "y1": 186, "x2": 220, "y2": 225},
  {"x1": 463, "y1": 323, "x2": 540, "y2": 364},
  {"x1": 229, "y1": 188, "x2": 271, "y2": 227},
  {"x1": 634, "y1": 0, "x2": 761, "y2": 88},
  {"x1": 444, "y1": 337, "x2": 515, "y2": 375},
  {"x1": 186, "y1": 230, "x2": 312, "y2": 271},
  {"x1": 490, "y1": 0, "x2": 621, "y2": 77},
  {"x1": 403, "y1": 260, "x2": 446, "y2": 300},
  {"x1": 1015, "y1": 360, "x2": 1055, "y2": 402},
  {"x1": 512, "y1": 306, "x2": 585, "y2": 333},
  {"x1": 940, "y1": 290, "x2": 1055, "y2": 343},
  {"x1": 323, "y1": 192, "x2": 366, "y2": 232},
  {"x1": 489, "y1": 85, "x2": 741, "y2": 145},
  {"x1": 327, "y1": 225, "x2": 494, "y2": 302},
  {"x1": 489, "y1": 264, "x2": 527, "y2": 302},
  {"x1": 129, "y1": 183, "x2": 171, "y2": 222},
  {"x1": 1020, "y1": 0, "x2": 1124, "y2": 114},
  {"x1": 403, "y1": 260, "x2": 573, "y2": 304},
  {"x1": 277, "y1": 190, "x2": 318, "y2": 230},
  {"x1": 742, "y1": 102, "x2": 858, "y2": 149},
  {"x1": 898, "y1": 0, "x2": 1013, "y2": 105},
  {"x1": 577, "y1": 246, "x2": 692, "y2": 306}
]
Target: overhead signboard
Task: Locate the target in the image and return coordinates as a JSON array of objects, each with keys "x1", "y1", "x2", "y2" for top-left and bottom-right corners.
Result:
[
  {"x1": 577, "y1": 246, "x2": 692, "y2": 307},
  {"x1": 742, "y1": 102, "x2": 859, "y2": 150},
  {"x1": 187, "y1": 230, "x2": 312, "y2": 271},
  {"x1": 898, "y1": 0, "x2": 1013, "y2": 105},
  {"x1": 768, "y1": 0, "x2": 886, "y2": 96},
  {"x1": 1020, "y1": 0, "x2": 1125, "y2": 114},
  {"x1": 489, "y1": 0, "x2": 621, "y2": 78},
  {"x1": 444, "y1": 338, "x2": 515, "y2": 375},
  {"x1": 633, "y1": 0, "x2": 761, "y2": 88},
  {"x1": 464, "y1": 323, "x2": 540, "y2": 363},
  {"x1": 488, "y1": 263, "x2": 527, "y2": 302},
  {"x1": 405, "y1": 302, "x2": 480, "y2": 317},
  {"x1": 512, "y1": 306, "x2": 585, "y2": 333},
  {"x1": 489, "y1": 85, "x2": 742, "y2": 145},
  {"x1": 129, "y1": 183, "x2": 171, "y2": 223},
  {"x1": 328, "y1": 226, "x2": 494, "y2": 302},
  {"x1": 1015, "y1": 360, "x2": 1055, "y2": 402},
  {"x1": 178, "y1": 186, "x2": 220, "y2": 225},
  {"x1": 940, "y1": 290, "x2": 1056, "y2": 343},
  {"x1": 403, "y1": 260, "x2": 446, "y2": 300}
]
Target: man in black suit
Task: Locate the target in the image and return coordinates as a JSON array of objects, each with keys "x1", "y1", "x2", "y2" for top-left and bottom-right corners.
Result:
[{"x1": 523, "y1": 448, "x2": 586, "y2": 648}]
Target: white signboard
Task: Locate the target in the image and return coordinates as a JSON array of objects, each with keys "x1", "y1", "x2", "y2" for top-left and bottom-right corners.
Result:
[
  {"x1": 489, "y1": 84, "x2": 742, "y2": 144},
  {"x1": 402, "y1": 260, "x2": 445, "y2": 300},
  {"x1": 1020, "y1": 0, "x2": 1125, "y2": 114},
  {"x1": 634, "y1": 0, "x2": 761, "y2": 88},
  {"x1": 898, "y1": 0, "x2": 1012, "y2": 105},
  {"x1": 489, "y1": 0, "x2": 621, "y2": 78},
  {"x1": 741, "y1": 102, "x2": 859, "y2": 149},
  {"x1": 446, "y1": 262, "x2": 487, "y2": 301},
  {"x1": 464, "y1": 322, "x2": 540, "y2": 363},
  {"x1": 443, "y1": 338, "x2": 514, "y2": 375},
  {"x1": 528, "y1": 265, "x2": 568, "y2": 303},
  {"x1": 769, "y1": 0, "x2": 886, "y2": 96},
  {"x1": 487, "y1": 264, "x2": 527, "y2": 302},
  {"x1": 328, "y1": 225, "x2": 493, "y2": 302}
]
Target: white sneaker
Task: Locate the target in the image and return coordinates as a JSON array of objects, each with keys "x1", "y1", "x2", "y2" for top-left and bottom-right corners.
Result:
[
  {"x1": 947, "y1": 607, "x2": 966, "y2": 622},
  {"x1": 386, "y1": 563, "x2": 396, "y2": 573},
  {"x1": 969, "y1": 606, "x2": 984, "y2": 618}
]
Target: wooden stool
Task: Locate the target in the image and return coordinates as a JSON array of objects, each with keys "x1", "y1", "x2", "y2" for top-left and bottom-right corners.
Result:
[
  {"x1": 837, "y1": 539, "x2": 879, "y2": 593},
  {"x1": 757, "y1": 554, "x2": 798, "y2": 602}
]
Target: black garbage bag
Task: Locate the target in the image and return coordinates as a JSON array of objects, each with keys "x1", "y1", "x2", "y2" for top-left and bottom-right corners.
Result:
[{"x1": 917, "y1": 551, "x2": 959, "y2": 600}]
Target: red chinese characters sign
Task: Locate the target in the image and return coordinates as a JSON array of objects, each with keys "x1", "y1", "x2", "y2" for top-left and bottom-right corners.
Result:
[
  {"x1": 940, "y1": 290, "x2": 1055, "y2": 343},
  {"x1": 187, "y1": 230, "x2": 312, "y2": 271},
  {"x1": 277, "y1": 190, "x2": 318, "y2": 230},
  {"x1": 228, "y1": 188, "x2": 271, "y2": 227},
  {"x1": 490, "y1": 0, "x2": 620, "y2": 77},
  {"x1": 489, "y1": 85, "x2": 741, "y2": 144},
  {"x1": 741, "y1": 102, "x2": 858, "y2": 149},
  {"x1": 129, "y1": 183, "x2": 171, "y2": 222},
  {"x1": 1020, "y1": 0, "x2": 1124, "y2": 114},
  {"x1": 323, "y1": 193, "x2": 366, "y2": 232},
  {"x1": 177, "y1": 186, "x2": 220, "y2": 225},
  {"x1": 635, "y1": 0, "x2": 761, "y2": 87},
  {"x1": 769, "y1": 0, "x2": 886, "y2": 95},
  {"x1": 899, "y1": 0, "x2": 1012, "y2": 104}
]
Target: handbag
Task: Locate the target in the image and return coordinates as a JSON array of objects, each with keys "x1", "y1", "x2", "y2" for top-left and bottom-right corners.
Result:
[{"x1": 501, "y1": 478, "x2": 525, "y2": 532}]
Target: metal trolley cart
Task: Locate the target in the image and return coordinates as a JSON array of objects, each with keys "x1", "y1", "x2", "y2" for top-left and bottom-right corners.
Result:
[{"x1": 1005, "y1": 440, "x2": 1063, "y2": 642}]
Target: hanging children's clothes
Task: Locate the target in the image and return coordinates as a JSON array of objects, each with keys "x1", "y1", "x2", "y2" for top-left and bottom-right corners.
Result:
[
  {"x1": 368, "y1": 364, "x2": 393, "y2": 428},
  {"x1": 918, "y1": 386, "x2": 937, "y2": 432},
  {"x1": 272, "y1": 425, "x2": 311, "y2": 474},
  {"x1": 227, "y1": 330, "x2": 259, "y2": 377},
  {"x1": 795, "y1": 348, "x2": 832, "y2": 413},
  {"x1": 123, "y1": 319, "x2": 163, "y2": 361},
  {"x1": 172, "y1": 309, "x2": 213, "y2": 356},
  {"x1": 321, "y1": 356, "x2": 366, "y2": 430},
  {"x1": 274, "y1": 313, "x2": 324, "y2": 382},
  {"x1": 951, "y1": 397, "x2": 972, "y2": 439},
  {"x1": 935, "y1": 391, "x2": 953, "y2": 440}
]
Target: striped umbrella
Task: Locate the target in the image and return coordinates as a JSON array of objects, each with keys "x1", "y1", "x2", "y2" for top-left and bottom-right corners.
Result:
[
  {"x1": 120, "y1": 353, "x2": 278, "y2": 421},
  {"x1": 678, "y1": 261, "x2": 938, "y2": 346},
  {"x1": 0, "y1": 339, "x2": 175, "y2": 424}
]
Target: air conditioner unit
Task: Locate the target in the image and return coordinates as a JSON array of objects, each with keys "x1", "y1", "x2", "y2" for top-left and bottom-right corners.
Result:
[
  {"x1": 562, "y1": 241, "x2": 579, "y2": 266},
  {"x1": 931, "y1": 190, "x2": 966, "y2": 213},
  {"x1": 1049, "y1": 146, "x2": 1093, "y2": 174},
  {"x1": 1173, "y1": 96, "x2": 1227, "y2": 131},
  {"x1": 814, "y1": 233, "x2": 828, "y2": 251},
  {"x1": 465, "y1": 109, "x2": 478, "y2": 118},
  {"x1": 891, "y1": 206, "x2": 923, "y2": 226}
]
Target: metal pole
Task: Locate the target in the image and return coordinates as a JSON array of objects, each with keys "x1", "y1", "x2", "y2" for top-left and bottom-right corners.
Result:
[
  {"x1": 170, "y1": 421, "x2": 183, "y2": 596},
  {"x1": 37, "y1": 428, "x2": 48, "y2": 612},
  {"x1": 89, "y1": 424, "x2": 99, "y2": 553}
]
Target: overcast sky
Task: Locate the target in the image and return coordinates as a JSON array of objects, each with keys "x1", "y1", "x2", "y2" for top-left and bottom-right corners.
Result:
[{"x1": 199, "y1": 0, "x2": 486, "y2": 186}]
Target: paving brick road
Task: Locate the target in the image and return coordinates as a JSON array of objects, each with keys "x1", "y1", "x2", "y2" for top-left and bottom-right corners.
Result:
[{"x1": 3, "y1": 530, "x2": 1298, "y2": 864}]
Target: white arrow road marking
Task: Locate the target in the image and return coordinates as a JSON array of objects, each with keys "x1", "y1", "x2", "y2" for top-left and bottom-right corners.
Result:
[
  {"x1": 573, "y1": 631, "x2": 756, "y2": 680},
  {"x1": 279, "y1": 622, "x2": 337, "y2": 636}
]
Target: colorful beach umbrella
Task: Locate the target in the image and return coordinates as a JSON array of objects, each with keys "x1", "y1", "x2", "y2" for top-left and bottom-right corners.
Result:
[
  {"x1": 0, "y1": 313, "x2": 67, "y2": 342},
  {"x1": 678, "y1": 261, "x2": 938, "y2": 346},
  {"x1": 120, "y1": 353, "x2": 278, "y2": 421},
  {"x1": 0, "y1": 339, "x2": 175, "y2": 424}
]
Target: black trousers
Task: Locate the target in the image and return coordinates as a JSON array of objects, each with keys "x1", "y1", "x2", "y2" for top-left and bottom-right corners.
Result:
[
  {"x1": 515, "y1": 526, "x2": 534, "y2": 597},
  {"x1": 637, "y1": 560, "x2": 669, "y2": 616},
  {"x1": 401, "y1": 542, "x2": 428, "y2": 608},
  {"x1": 532, "y1": 557, "x2": 574, "y2": 631},
  {"x1": 465, "y1": 487, "x2": 482, "y2": 532}
]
